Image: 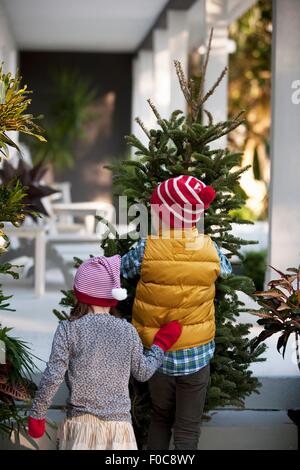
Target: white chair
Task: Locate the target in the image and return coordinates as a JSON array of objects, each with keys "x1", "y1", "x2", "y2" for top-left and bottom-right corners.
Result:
[{"x1": 3, "y1": 180, "x2": 115, "y2": 294}]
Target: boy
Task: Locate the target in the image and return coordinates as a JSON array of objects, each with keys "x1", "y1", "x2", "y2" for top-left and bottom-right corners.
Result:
[{"x1": 121, "y1": 175, "x2": 231, "y2": 450}]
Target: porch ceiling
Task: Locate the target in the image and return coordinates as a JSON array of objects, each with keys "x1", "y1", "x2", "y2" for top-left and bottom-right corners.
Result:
[{"x1": 2, "y1": 0, "x2": 169, "y2": 52}]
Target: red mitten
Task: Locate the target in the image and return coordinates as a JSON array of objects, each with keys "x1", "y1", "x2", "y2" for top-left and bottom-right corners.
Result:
[
  {"x1": 28, "y1": 416, "x2": 46, "y2": 439},
  {"x1": 153, "y1": 320, "x2": 182, "y2": 352}
]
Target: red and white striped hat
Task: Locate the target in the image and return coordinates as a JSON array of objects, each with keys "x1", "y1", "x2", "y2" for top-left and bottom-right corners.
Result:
[
  {"x1": 73, "y1": 255, "x2": 127, "y2": 307},
  {"x1": 150, "y1": 175, "x2": 216, "y2": 228}
]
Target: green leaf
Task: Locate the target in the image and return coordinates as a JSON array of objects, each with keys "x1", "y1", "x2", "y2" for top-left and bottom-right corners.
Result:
[{"x1": 253, "y1": 146, "x2": 261, "y2": 180}]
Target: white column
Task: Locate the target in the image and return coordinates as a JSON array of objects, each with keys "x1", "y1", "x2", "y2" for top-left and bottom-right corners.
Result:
[
  {"x1": 153, "y1": 29, "x2": 171, "y2": 120},
  {"x1": 35, "y1": 228, "x2": 46, "y2": 297},
  {"x1": 188, "y1": 0, "x2": 206, "y2": 51},
  {"x1": 131, "y1": 50, "x2": 154, "y2": 148},
  {"x1": 203, "y1": 24, "x2": 229, "y2": 148},
  {"x1": 167, "y1": 10, "x2": 189, "y2": 113},
  {"x1": 0, "y1": 1, "x2": 18, "y2": 160},
  {"x1": 268, "y1": 0, "x2": 300, "y2": 276},
  {"x1": 0, "y1": 3, "x2": 17, "y2": 75}
]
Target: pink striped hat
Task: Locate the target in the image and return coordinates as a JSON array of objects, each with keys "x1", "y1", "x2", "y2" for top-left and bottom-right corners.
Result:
[
  {"x1": 73, "y1": 255, "x2": 127, "y2": 307},
  {"x1": 150, "y1": 175, "x2": 216, "y2": 228}
]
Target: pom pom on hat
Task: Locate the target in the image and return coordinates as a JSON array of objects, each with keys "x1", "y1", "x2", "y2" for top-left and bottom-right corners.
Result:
[
  {"x1": 112, "y1": 288, "x2": 127, "y2": 301},
  {"x1": 200, "y1": 185, "x2": 216, "y2": 209}
]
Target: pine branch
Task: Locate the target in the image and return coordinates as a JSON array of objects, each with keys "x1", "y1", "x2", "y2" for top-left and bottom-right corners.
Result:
[
  {"x1": 198, "y1": 27, "x2": 214, "y2": 106},
  {"x1": 126, "y1": 134, "x2": 150, "y2": 156},
  {"x1": 202, "y1": 28, "x2": 214, "y2": 87},
  {"x1": 135, "y1": 117, "x2": 151, "y2": 139},
  {"x1": 201, "y1": 66, "x2": 228, "y2": 108},
  {"x1": 204, "y1": 109, "x2": 214, "y2": 126},
  {"x1": 147, "y1": 99, "x2": 162, "y2": 122},
  {"x1": 173, "y1": 60, "x2": 191, "y2": 104}
]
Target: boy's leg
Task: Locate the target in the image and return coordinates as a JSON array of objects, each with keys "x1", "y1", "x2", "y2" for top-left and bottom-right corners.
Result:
[
  {"x1": 173, "y1": 364, "x2": 210, "y2": 450},
  {"x1": 147, "y1": 371, "x2": 176, "y2": 450}
]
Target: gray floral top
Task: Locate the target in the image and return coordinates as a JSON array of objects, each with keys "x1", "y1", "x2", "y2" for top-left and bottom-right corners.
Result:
[{"x1": 30, "y1": 314, "x2": 164, "y2": 422}]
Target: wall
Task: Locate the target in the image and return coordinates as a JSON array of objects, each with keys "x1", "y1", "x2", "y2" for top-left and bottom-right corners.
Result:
[{"x1": 19, "y1": 51, "x2": 132, "y2": 202}]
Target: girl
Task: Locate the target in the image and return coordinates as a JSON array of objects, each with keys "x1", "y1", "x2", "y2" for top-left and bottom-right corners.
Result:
[{"x1": 27, "y1": 255, "x2": 181, "y2": 450}]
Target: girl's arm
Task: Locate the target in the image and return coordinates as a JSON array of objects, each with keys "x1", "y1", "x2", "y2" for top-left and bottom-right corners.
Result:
[
  {"x1": 30, "y1": 321, "x2": 70, "y2": 420},
  {"x1": 130, "y1": 326, "x2": 164, "y2": 382},
  {"x1": 130, "y1": 321, "x2": 181, "y2": 382}
]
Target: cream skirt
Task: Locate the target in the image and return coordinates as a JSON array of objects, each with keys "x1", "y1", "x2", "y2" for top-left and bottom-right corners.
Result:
[{"x1": 58, "y1": 414, "x2": 138, "y2": 450}]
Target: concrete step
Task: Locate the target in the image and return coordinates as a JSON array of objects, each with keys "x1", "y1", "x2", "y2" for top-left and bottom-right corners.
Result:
[
  {"x1": 245, "y1": 376, "x2": 300, "y2": 410},
  {"x1": 0, "y1": 409, "x2": 297, "y2": 450},
  {"x1": 198, "y1": 410, "x2": 297, "y2": 450}
]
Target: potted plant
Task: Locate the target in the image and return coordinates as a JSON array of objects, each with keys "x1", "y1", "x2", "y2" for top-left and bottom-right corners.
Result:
[
  {"x1": 251, "y1": 264, "x2": 300, "y2": 447},
  {"x1": 0, "y1": 64, "x2": 46, "y2": 441},
  {"x1": 28, "y1": 69, "x2": 96, "y2": 174}
]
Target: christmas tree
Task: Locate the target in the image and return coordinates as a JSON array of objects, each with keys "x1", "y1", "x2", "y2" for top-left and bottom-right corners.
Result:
[{"x1": 54, "y1": 31, "x2": 265, "y2": 447}]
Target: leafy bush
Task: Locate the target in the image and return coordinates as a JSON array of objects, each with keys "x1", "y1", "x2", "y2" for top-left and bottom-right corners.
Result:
[
  {"x1": 251, "y1": 265, "x2": 300, "y2": 371},
  {"x1": 241, "y1": 250, "x2": 267, "y2": 291},
  {"x1": 0, "y1": 65, "x2": 44, "y2": 435}
]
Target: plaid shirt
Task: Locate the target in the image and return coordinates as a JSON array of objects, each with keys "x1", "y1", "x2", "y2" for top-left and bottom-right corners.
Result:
[{"x1": 121, "y1": 238, "x2": 231, "y2": 376}]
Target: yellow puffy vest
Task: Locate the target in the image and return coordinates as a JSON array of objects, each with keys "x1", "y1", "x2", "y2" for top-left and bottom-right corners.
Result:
[{"x1": 132, "y1": 228, "x2": 220, "y2": 351}]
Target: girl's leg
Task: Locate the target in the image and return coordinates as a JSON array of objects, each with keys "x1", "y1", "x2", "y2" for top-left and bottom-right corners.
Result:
[
  {"x1": 147, "y1": 371, "x2": 176, "y2": 450},
  {"x1": 173, "y1": 364, "x2": 210, "y2": 450}
]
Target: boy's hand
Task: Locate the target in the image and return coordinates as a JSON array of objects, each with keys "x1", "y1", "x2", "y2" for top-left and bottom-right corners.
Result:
[
  {"x1": 153, "y1": 321, "x2": 182, "y2": 352},
  {"x1": 28, "y1": 416, "x2": 46, "y2": 439}
]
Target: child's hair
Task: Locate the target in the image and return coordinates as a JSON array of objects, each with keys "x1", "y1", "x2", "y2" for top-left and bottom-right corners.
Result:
[
  {"x1": 70, "y1": 302, "x2": 123, "y2": 321},
  {"x1": 70, "y1": 301, "x2": 91, "y2": 321}
]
